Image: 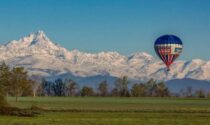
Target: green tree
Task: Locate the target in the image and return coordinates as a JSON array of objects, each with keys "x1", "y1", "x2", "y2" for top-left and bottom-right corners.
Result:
[
  {"x1": 0, "y1": 62, "x2": 11, "y2": 96},
  {"x1": 0, "y1": 62, "x2": 11, "y2": 106},
  {"x1": 207, "y1": 91, "x2": 210, "y2": 98},
  {"x1": 0, "y1": 86, "x2": 7, "y2": 107},
  {"x1": 144, "y1": 80, "x2": 170, "y2": 97},
  {"x1": 81, "y1": 86, "x2": 94, "y2": 96},
  {"x1": 195, "y1": 89, "x2": 205, "y2": 98},
  {"x1": 111, "y1": 88, "x2": 118, "y2": 96},
  {"x1": 10, "y1": 67, "x2": 34, "y2": 102},
  {"x1": 22, "y1": 80, "x2": 35, "y2": 96},
  {"x1": 131, "y1": 83, "x2": 145, "y2": 97},
  {"x1": 98, "y1": 80, "x2": 108, "y2": 96},
  {"x1": 155, "y1": 82, "x2": 170, "y2": 97}
]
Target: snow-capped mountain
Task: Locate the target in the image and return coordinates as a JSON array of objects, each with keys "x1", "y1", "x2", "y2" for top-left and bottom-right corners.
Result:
[{"x1": 1, "y1": 31, "x2": 210, "y2": 83}]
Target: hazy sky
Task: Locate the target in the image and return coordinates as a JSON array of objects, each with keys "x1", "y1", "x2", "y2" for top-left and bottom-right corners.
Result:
[{"x1": 0, "y1": 0, "x2": 210, "y2": 60}]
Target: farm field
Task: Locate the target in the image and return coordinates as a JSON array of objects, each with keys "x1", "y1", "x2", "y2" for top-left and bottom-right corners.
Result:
[{"x1": 0, "y1": 97, "x2": 210, "y2": 125}]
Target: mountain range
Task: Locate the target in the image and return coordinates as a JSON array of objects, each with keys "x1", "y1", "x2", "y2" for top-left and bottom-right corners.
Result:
[{"x1": 1, "y1": 31, "x2": 210, "y2": 92}]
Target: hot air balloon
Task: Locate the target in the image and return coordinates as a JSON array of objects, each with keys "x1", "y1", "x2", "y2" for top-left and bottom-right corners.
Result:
[{"x1": 154, "y1": 35, "x2": 183, "y2": 71}]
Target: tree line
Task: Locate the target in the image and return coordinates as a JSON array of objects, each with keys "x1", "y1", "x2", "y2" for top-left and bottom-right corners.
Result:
[
  {"x1": 35, "y1": 76, "x2": 170, "y2": 97},
  {"x1": 36, "y1": 76, "x2": 210, "y2": 98},
  {"x1": 1, "y1": 62, "x2": 210, "y2": 106}
]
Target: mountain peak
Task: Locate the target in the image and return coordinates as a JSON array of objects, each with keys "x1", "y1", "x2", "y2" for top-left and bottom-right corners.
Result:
[
  {"x1": 1, "y1": 31, "x2": 210, "y2": 83},
  {"x1": 28, "y1": 30, "x2": 50, "y2": 44},
  {"x1": 128, "y1": 52, "x2": 154, "y2": 61},
  {"x1": 29, "y1": 30, "x2": 46, "y2": 36},
  {"x1": 36, "y1": 30, "x2": 45, "y2": 35},
  {"x1": 1, "y1": 31, "x2": 68, "y2": 60},
  {"x1": 34, "y1": 30, "x2": 48, "y2": 39}
]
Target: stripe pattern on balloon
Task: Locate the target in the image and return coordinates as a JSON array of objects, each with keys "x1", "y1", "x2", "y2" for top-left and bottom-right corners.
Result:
[{"x1": 154, "y1": 35, "x2": 183, "y2": 71}]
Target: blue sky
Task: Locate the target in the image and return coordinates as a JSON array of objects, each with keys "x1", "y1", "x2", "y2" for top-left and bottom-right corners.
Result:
[{"x1": 0, "y1": 0, "x2": 210, "y2": 60}]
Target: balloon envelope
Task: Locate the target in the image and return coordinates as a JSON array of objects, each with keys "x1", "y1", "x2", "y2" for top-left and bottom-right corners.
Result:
[{"x1": 154, "y1": 35, "x2": 183, "y2": 70}]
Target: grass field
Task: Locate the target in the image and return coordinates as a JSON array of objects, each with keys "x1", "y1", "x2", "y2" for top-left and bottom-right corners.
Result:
[{"x1": 0, "y1": 97, "x2": 210, "y2": 125}]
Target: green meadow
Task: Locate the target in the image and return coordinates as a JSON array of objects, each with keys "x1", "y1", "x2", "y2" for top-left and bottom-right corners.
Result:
[{"x1": 0, "y1": 97, "x2": 210, "y2": 125}]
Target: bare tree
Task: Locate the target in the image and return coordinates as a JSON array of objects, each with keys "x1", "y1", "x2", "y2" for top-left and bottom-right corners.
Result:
[
  {"x1": 52, "y1": 79, "x2": 65, "y2": 96},
  {"x1": 115, "y1": 76, "x2": 130, "y2": 97},
  {"x1": 145, "y1": 79, "x2": 157, "y2": 96},
  {"x1": 65, "y1": 79, "x2": 79, "y2": 96},
  {"x1": 186, "y1": 86, "x2": 193, "y2": 97},
  {"x1": 98, "y1": 80, "x2": 108, "y2": 96},
  {"x1": 42, "y1": 79, "x2": 53, "y2": 96},
  {"x1": 36, "y1": 83, "x2": 45, "y2": 96}
]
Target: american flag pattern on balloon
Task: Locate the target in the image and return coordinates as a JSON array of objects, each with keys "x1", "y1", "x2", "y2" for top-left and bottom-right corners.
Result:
[{"x1": 154, "y1": 35, "x2": 183, "y2": 69}]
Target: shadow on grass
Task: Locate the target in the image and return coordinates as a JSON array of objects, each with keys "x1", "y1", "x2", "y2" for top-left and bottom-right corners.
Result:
[{"x1": 0, "y1": 105, "x2": 41, "y2": 117}]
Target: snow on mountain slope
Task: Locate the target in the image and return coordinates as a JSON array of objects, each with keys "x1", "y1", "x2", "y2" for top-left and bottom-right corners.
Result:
[
  {"x1": 0, "y1": 31, "x2": 72, "y2": 61},
  {"x1": 1, "y1": 31, "x2": 210, "y2": 82}
]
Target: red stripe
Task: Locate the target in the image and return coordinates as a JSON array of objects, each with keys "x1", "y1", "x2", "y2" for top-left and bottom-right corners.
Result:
[
  {"x1": 160, "y1": 54, "x2": 167, "y2": 65},
  {"x1": 169, "y1": 54, "x2": 173, "y2": 64}
]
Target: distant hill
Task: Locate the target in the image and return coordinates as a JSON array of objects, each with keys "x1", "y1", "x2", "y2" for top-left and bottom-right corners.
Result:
[
  {"x1": 166, "y1": 78, "x2": 210, "y2": 93},
  {"x1": 46, "y1": 73, "x2": 118, "y2": 90}
]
